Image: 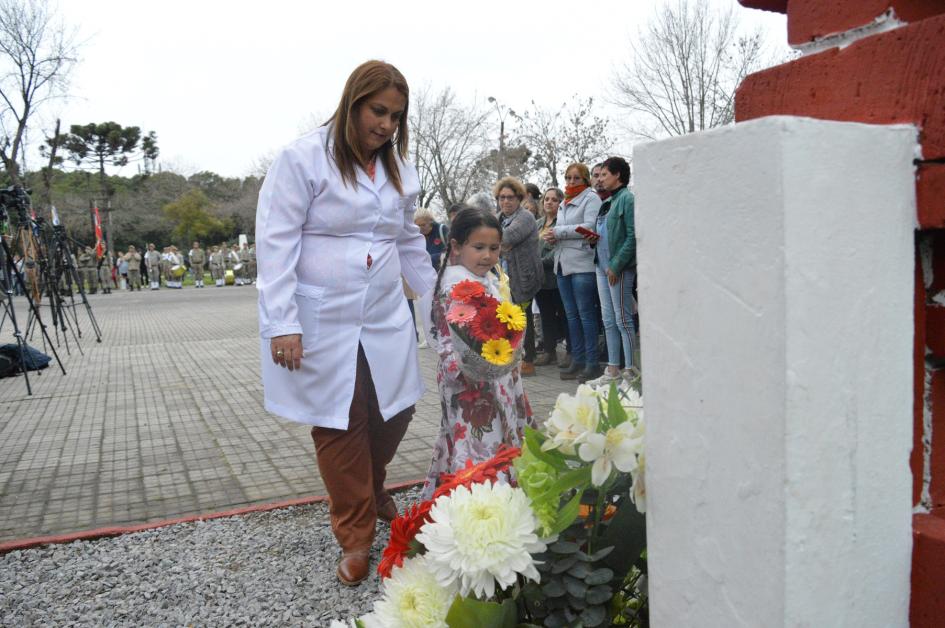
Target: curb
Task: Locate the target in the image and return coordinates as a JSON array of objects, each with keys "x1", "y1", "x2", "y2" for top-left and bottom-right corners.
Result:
[{"x1": 0, "y1": 478, "x2": 424, "y2": 554}]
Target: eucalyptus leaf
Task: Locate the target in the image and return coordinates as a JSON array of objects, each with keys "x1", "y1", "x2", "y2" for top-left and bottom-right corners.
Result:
[
  {"x1": 580, "y1": 603, "x2": 608, "y2": 627},
  {"x1": 585, "y1": 567, "x2": 614, "y2": 586},
  {"x1": 444, "y1": 596, "x2": 517, "y2": 628},
  {"x1": 563, "y1": 574, "x2": 588, "y2": 598},
  {"x1": 566, "y1": 593, "x2": 588, "y2": 610},
  {"x1": 587, "y1": 546, "x2": 615, "y2": 562},
  {"x1": 542, "y1": 579, "x2": 566, "y2": 598},
  {"x1": 586, "y1": 584, "x2": 613, "y2": 605},
  {"x1": 549, "y1": 540, "x2": 580, "y2": 555},
  {"x1": 568, "y1": 561, "x2": 591, "y2": 579},
  {"x1": 551, "y1": 554, "x2": 579, "y2": 573}
]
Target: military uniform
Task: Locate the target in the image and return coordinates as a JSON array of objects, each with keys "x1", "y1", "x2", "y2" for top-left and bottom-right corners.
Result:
[
  {"x1": 208, "y1": 247, "x2": 225, "y2": 287},
  {"x1": 237, "y1": 245, "x2": 252, "y2": 286},
  {"x1": 188, "y1": 245, "x2": 206, "y2": 288},
  {"x1": 97, "y1": 253, "x2": 113, "y2": 294},
  {"x1": 145, "y1": 247, "x2": 162, "y2": 289},
  {"x1": 122, "y1": 248, "x2": 142, "y2": 291},
  {"x1": 78, "y1": 248, "x2": 97, "y2": 294},
  {"x1": 167, "y1": 247, "x2": 184, "y2": 289}
]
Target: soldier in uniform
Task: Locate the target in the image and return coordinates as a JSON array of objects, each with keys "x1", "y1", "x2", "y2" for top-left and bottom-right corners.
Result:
[
  {"x1": 168, "y1": 245, "x2": 184, "y2": 288},
  {"x1": 225, "y1": 243, "x2": 240, "y2": 285},
  {"x1": 208, "y1": 245, "x2": 225, "y2": 287},
  {"x1": 78, "y1": 246, "x2": 97, "y2": 294},
  {"x1": 247, "y1": 241, "x2": 257, "y2": 284},
  {"x1": 97, "y1": 250, "x2": 113, "y2": 294},
  {"x1": 122, "y1": 245, "x2": 142, "y2": 291},
  {"x1": 237, "y1": 242, "x2": 252, "y2": 286},
  {"x1": 144, "y1": 243, "x2": 161, "y2": 289},
  {"x1": 188, "y1": 240, "x2": 206, "y2": 288}
]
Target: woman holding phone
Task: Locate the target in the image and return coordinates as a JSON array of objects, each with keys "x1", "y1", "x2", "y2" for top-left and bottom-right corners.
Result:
[{"x1": 542, "y1": 162, "x2": 603, "y2": 382}]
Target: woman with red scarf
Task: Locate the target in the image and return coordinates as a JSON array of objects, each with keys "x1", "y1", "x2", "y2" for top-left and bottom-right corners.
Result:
[{"x1": 542, "y1": 163, "x2": 603, "y2": 382}]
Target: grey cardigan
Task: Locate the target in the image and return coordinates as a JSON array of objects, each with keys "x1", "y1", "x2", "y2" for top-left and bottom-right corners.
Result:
[
  {"x1": 552, "y1": 187, "x2": 602, "y2": 275},
  {"x1": 500, "y1": 206, "x2": 544, "y2": 304}
]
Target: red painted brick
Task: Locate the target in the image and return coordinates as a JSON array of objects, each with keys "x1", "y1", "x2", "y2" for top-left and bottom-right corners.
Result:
[
  {"x1": 737, "y1": 0, "x2": 786, "y2": 14},
  {"x1": 915, "y1": 259, "x2": 927, "y2": 506},
  {"x1": 911, "y1": 513, "x2": 945, "y2": 627},
  {"x1": 930, "y1": 369, "x2": 945, "y2": 510},
  {"x1": 788, "y1": 1, "x2": 945, "y2": 46},
  {"x1": 917, "y1": 163, "x2": 945, "y2": 229},
  {"x1": 736, "y1": 14, "x2": 945, "y2": 159},
  {"x1": 927, "y1": 306, "x2": 945, "y2": 358}
]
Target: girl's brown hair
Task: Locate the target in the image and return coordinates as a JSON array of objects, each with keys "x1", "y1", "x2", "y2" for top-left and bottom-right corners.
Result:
[{"x1": 326, "y1": 60, "x2": 410, "y2": 194}]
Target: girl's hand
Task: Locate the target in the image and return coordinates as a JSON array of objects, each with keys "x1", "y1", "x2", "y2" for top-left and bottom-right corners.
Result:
[
  {"x1": 542, "y1": 230, "x2": 557, "y2": 245},
  {"x1": 607, "y1": 269, "x2": 619, "y2": 286},
  {"x1": 271, "y1": 334, "x2": 303, "y2": 371}
]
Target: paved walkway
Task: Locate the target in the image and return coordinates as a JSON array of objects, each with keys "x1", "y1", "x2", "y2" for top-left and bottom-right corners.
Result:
[{"x1": 0, "y1": 286, "x2": 575, "y2": 543}]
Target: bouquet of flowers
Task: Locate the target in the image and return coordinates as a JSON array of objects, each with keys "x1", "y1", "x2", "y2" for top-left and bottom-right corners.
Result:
[
  {"x1": 331, "y1": 383, "x2": 648, "y2": 628},
  {"x1": 443, "y1": 278, "x2": 526, "y2": 381}
]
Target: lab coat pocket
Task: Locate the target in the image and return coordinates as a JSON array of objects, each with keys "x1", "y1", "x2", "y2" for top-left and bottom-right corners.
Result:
[{"x1": 295, "y1": 282, "x2": 325, "y2": 350}]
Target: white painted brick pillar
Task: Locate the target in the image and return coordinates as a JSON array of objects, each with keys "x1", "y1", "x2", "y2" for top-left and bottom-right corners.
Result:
[{"x1": 635, "y1": 116, "x2": 916, "y2": 627}]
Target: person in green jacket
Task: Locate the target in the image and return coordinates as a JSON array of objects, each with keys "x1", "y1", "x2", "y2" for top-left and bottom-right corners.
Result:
[{"x1": 588, "y1": 156, "x2": 639, "y2": 387}]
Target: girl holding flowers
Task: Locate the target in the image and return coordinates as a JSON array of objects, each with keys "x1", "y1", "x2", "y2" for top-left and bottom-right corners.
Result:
[{"x1": 420, "y1": 207, "x2": 538, "y2": 499}]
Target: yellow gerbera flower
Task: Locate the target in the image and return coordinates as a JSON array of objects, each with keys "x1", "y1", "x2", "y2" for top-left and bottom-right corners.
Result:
[
  {"x1": 495, "y1": 301, "x2": 526, "y2": 331},
  {"x1": 481, "y1": 338, "x2": 514, "y2": 365}
]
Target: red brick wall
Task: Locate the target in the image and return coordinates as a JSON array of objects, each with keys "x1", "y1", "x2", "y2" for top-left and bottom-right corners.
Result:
[{"x1": 737, "y1": 1, "x2": 945, "y2": 623}]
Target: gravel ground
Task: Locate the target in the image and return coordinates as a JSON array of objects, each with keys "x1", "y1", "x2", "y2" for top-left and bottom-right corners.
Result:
[{"x1": 0, "y1": 488, "x2": 423, "y2": 627}]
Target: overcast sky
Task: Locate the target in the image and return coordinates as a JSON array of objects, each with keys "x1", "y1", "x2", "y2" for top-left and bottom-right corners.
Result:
[{"x1": 40, "y1": 0, "x2": 786, "y2": 179}]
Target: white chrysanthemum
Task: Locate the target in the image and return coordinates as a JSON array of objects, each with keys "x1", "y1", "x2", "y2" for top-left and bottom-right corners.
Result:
[
  {"x1": 543, "y1": 386, "x2": 601, "y2": 454},
  {"x1": 416, "y1": 481, "x2": 546, "y2": 599},
  {"x1": 578, "y1": 420, "x2": 644, "y2": 486},
  {"x1": 366, "y1": 556, "x2": 457, "y2": 628}
]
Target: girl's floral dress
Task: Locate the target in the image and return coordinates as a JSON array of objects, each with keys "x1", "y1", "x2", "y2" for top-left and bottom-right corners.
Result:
[{"x1": 420, "y1": 265, "x2": 537, "y2": 500}]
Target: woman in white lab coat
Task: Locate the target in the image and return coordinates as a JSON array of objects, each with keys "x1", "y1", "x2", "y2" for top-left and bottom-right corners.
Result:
[{"x1": 255, "y1": 60, "x2": 436, "y2": 586}]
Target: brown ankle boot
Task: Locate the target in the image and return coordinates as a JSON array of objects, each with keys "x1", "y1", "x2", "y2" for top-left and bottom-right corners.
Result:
[{"x1": 337, "y1": 549, "x2": 371, "y2": 586}]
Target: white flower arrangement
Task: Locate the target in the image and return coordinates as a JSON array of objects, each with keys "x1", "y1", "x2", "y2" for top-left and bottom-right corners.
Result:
[
  {"x1": 415, "y1": 481, "x2": 546, "y2": 599},
  {"x1": 360, "y1": 556, "x2": 457, "y2": 628}
]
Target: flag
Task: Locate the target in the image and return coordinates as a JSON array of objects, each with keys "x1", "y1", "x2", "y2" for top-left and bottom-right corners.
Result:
[
  {"x1": 50, "y1": 205, "x2": 60, "y2": 226},
  {"x1": 93, "y1": 206, "x2": 104, "y2": 258}
]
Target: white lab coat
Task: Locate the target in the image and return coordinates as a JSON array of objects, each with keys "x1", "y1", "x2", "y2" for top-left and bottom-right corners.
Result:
[{"x1": 255, "y1": 126, "x2": 437, "y2": 429}]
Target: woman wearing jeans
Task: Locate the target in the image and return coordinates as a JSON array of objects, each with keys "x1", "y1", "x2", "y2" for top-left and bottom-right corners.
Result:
[
  {"x1": 587, "y1": 156, "x2": 639, "y2": 387},
  {"x1": 543, "y1": 163, "x2": 603, "y2": 382}
]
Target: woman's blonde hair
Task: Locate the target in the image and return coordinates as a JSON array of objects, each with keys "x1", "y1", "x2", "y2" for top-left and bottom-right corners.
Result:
[
  {"x1": 564, "y1": 163, "x2": 591, "y2": 186},
  {"x1": 492, "y1": 176, "x2": 526, "y2": 200},
  {"x1": 326, "y1": 60, "x2": 410, "y2": 194}
]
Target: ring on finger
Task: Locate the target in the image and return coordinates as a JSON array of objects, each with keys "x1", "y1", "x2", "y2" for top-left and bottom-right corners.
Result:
[{"x1": 276, "y1": 350, "x2": 285, "y2": 356}]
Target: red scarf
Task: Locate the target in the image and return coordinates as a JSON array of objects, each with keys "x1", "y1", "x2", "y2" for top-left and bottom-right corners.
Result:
[{"x1": 564, "y1": 184, "x2": 588, "y2": 204}]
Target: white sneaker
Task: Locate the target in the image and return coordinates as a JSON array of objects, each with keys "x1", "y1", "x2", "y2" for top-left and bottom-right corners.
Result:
[{"x1": 587, "y1": 369, "x2": 621, "y2": 388}]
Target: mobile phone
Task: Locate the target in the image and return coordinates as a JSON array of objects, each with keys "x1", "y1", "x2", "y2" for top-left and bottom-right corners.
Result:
[{"x1": 575, "y1": 226, "x2": 600, "y2": 238}]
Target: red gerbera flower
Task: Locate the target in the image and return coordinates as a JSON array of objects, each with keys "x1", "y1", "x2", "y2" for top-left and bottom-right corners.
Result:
[
  {"x1": 377, "y1": 500, "x2": 433, "y2": 579},
  {"x1": 450, "y1": 280, "x2": 486, "y2": 302},
  {"x1": 433, "y1": 445, "x2": 521, "y2": 499},
  {"x1": 470, "y1": 306, "x2": 503, "y2": 341}
]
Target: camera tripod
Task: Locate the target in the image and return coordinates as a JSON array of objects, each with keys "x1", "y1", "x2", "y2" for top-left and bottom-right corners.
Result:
[
  {"x1": 35, "y1": 223, "x2": 103, "y2": 354},
  {"x1": 0, "y1": 187, "x2": 66, "y2": 394}
]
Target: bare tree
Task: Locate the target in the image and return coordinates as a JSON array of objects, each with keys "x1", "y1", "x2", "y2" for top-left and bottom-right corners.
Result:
[
  {"x1": 410, "y1": 86, "x2": 493, "y2": 209},
  {"x1": 0, "y1": 0, "x2": 78, "y2": 184},
  {"x1": 610, "y1": 0, "x2": 765, "y2": 139},
  {"x1": 513, "y1": 96, "x2": 613, "y2": 187}
]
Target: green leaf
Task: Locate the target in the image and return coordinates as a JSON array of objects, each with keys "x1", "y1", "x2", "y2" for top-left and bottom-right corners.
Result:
[
  {"x1": 568, "y1": 561, "x2": 591, "y2": 579},
  {"x1": 549, "y1": 489, "x2": 585, "y2": 536},
  {"x1": 445, "y1": 596, "x2": 517, "y2": 628},
  {"x1": 524, "y1": 427, "x2": 570, "y2": 471},
  {"x1": 607, "y1": 381, "x2": 628, "y2": 426},
  {"x1": 587, "y1": 546, "x2": 615, "y2": 562},
  {"x1": 544, "y1": 466, "x2": 592, "y2": 501}
]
